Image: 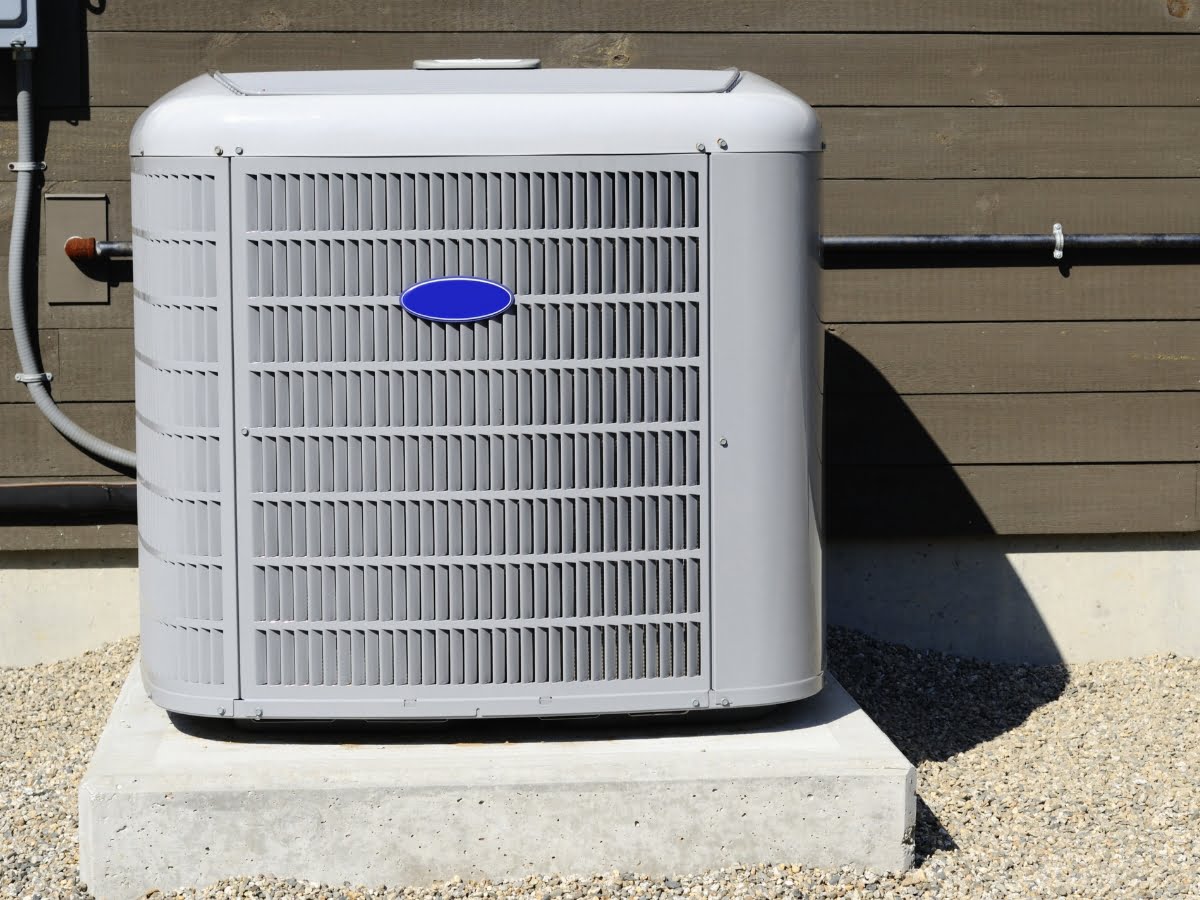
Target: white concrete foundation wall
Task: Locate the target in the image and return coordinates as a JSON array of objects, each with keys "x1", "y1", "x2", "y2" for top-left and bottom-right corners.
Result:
[
  {"x1": 0, "y1": 550, "x2": 138, "y2": 667},
  {"x1": 828, "y1": 534, "x2": 1200, "y2": 664},
  {"x1": 6, "y1": 535, "x2": 1200, "y2": 668}
]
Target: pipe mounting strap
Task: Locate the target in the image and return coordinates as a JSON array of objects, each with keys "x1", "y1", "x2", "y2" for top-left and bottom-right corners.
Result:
[{"x1": 14, "y1": 371, "x2": 53, "y2": 384}]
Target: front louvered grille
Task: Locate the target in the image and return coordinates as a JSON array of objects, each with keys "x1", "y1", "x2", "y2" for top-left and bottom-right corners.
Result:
[
  {"x1": 133, "y1": 160, "x2": 235, "y2": 690},
  {"x1": 245, "y1": 170, "x2": 700, "y2": 232},
  {"x1": 233, "y1": 157, "x2": 709, "y2": 700},
  {"x1": 254, "y1": 621, "x2": 703, "y2": 688}
]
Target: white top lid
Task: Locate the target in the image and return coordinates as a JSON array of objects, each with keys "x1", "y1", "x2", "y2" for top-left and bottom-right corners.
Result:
[
  {"x1": 132, "y1": 69, "x2": 821, "y2": 157},
  {"x1": 217, "y1": 68, "x2": 742, "y2": 96}
]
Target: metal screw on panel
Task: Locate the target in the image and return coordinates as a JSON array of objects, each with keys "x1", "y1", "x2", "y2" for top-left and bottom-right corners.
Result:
[
  {"x1": 717, "y1": 138, "x2": 728, "y2": 150},
  {"x1": 254, "y1": 708, "x2": 264, "y2": 721},
  {"x1": 240, "y1": 428, "x2": 249, "y2": 436},
  {"x1": 695, "y1": 143, "x2": 706, "y2": 152},
  {"x1": 719, "y1": 698, "x2": 731, "y2": 707},
  {"x1": 719, "y1": 437, "x2": 729, "y2": 447},
  {"x1": 235, "y1": 147, "x2": 244, "y2": 155},
  {"x1": 691, "y1": 699, "x2": 701, "y2": 708},
  {"x1": 214, "y1": 146, "x2": 224, "y2": 156},
  {"x1": 216, "y1": 707, "x2": 226, "y2": 716}
]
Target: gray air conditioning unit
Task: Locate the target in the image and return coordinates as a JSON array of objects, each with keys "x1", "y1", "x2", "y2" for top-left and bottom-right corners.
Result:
[{"x1": 130, "y1": 65, "x2": 823, "y2": 721}]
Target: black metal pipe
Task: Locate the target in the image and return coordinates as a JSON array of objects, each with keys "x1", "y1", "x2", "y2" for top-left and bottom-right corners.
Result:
[
  {"x1": 0, "y1": 481, "x2": 136, "y2": 526},
  {"x1": 821, "y1": 232, "x2": 1200, "y2": 269}
]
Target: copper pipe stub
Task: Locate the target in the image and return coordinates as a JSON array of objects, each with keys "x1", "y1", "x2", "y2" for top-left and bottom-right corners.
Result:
[
  {"x1": 64, "y1": 235, "x2": 97, "y2": 263},
  {"x1": 64, "y1": 236, "x2": 133, "y2": 262}
]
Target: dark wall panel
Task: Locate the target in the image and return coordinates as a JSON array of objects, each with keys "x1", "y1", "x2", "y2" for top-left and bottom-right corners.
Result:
[{"x1": 3, "y1": 5, "x2": 1199, "y2": 546}]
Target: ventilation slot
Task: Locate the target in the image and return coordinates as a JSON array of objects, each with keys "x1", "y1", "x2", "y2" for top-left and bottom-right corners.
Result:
[
  {"x1": 255, "y1": 620, "x2": 702, "y2": 687},
  {"x1": 247, "y1": 236, "x2": 701, "y2": 298},
  {"x1": 246, "y1": 298, "x2": 702, "y2": 363},
  {"x1": 246, "y1": 170, "x2": 701, "y2": 234}
]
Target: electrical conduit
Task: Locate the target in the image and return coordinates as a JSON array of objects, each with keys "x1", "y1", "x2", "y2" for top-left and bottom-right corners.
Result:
[{"x1": 7, "y1": 50, "x2": 136, "y2": 473}]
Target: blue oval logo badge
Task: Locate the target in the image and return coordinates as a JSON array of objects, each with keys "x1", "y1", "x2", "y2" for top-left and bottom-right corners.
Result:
[{"x1": 400, "y1": 277, "x2": 514, "y2": 324}]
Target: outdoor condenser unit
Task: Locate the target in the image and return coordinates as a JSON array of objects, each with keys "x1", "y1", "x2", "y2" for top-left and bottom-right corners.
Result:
[{"x1": 131, "y1": 65, "x2": 823, "y2": 720}]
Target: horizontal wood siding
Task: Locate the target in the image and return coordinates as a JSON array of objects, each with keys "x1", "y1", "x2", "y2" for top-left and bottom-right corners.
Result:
[
  {"x1": 0, "y1": 404, "x2": 134, "y2": 478},
  {"x1": 26, "y1": 33, "x2": 1200, "y2": 108},
  {"x1": 84, "y1": 2, "x2": 1200, "y2": 34},
  {"x1": 3, "y1": 2, "x2": 1199, "y2": 548},
  {"x1": 826, "y1": 323, "x2": 1200, "y2": 394},
  {"x1": 828, "y1": 394, "x2": 1200, "y2": 465},
  {"x1": 827, "y1": 465, "x2": 1199, "y2": 536}
]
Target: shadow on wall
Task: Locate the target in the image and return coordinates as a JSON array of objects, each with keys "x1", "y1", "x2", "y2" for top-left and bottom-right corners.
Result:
[
  {"x1": 821, "y1": 333, "x2": 1070, "y2": 861},
  {"x1": 822, "y1": 331, "x2": 1068, "y2": 664}
]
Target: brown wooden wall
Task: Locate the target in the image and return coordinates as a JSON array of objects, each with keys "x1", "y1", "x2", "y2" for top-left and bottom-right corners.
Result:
[{"x1": 3, "y1": 1, "x2": 1200, "y2": 549}]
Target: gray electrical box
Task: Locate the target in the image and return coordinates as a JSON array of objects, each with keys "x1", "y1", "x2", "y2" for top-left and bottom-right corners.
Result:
[{"x1": 0, "y1": 0, "x2": 36, "y2": 48}]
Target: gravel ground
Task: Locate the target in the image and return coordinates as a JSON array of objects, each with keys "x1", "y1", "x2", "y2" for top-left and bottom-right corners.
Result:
[{"x1": 2, "y1": 628, "x2": 1198, "y2": 899}]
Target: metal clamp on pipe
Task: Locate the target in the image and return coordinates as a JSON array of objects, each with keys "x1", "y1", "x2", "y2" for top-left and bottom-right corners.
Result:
[
  {"x1": 13, "y1": 370, "x2": 51, "y2": 384},
  {"x1": 64, "y1": 236, "x2": 133, "y2": 263}
]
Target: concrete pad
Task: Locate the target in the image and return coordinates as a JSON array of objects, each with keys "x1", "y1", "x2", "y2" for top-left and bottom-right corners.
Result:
[{"x1": 79, "y1": 662, "x2": 914, "y2": 898}]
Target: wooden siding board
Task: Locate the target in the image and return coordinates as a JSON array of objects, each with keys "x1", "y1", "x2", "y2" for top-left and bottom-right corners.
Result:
[
  {"x1": 827, "y1": 393, "x2": 1200, "y2": 465},
  {"x1": 823, "y1": 267, "x2": 1200, "y2": 324},
  {"x1": 0, "y1": 403, "x2": 135, "y2": 477},
  {"x1": 826, "y1": 464, "x2": 1199, "y2": 536},
  {"x1": 54, "y1": 330, "x2": 135, "y2": 401},
  {"x1": 79, "y1": 33, "x2": 1200, "y2": 108},
  {"x1": 823, "y1": 108, "x2": 1200, "y2": 179},
  {"x1": 0, "y1": 331, "x2": 58, "y2": 403},
  {"x1": 824, "y1": 179, "x2": 1200, "y2": 235},
  {"x1": 826, "y1": 323, "x2": 1200, "y2": 394},
  {"x1": 84, "y1": 2, "x2": 1200, "y2": 33},
  {"x1": 0, "y1": 110, "x2": 141, "y2": 185},
  {"x1": 14, "y1": 108, "x2": 1200, "y2": 182}
]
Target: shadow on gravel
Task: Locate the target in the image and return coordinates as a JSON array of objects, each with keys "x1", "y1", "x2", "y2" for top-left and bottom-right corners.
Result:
[
  {"x1": 914, "y1": 796, "x2": 958, "y2": 864},
  {"x1": 828, "y1": 626, "x2": 1069, "y2": 766},
  {"x1": 828, "y1": 626, "x2": 1069, "y2": 862}
]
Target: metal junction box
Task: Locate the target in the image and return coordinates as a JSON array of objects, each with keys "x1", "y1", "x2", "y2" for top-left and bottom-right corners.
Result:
[
  {"x1": 0, "y1": 0, "x2": 36, "y2": 48},
  {"x1": 129, "y1": 67, "x2": 824, "y2": 721}
]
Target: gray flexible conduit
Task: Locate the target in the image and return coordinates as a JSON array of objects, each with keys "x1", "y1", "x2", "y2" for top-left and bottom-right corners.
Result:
[{"x1": 8, "y1": 51, "x2": 136, "y2": 472}]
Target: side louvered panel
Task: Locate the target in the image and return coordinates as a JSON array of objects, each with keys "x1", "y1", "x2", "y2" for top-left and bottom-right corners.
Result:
[
  {"x1": 133, "y1": 157, "x2": 238, "y2": 699},
  {"x1": 233, "y1": 156, "x2": 708, "y2": 713}
]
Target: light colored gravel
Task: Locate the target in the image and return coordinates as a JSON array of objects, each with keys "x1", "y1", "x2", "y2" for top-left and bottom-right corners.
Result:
[
  {"x1": 3, "y1": 628, "x2": 1198, "y2": 899},
  {"x1": 0, "y1": 637, "x2": 138, "y2": 900}
]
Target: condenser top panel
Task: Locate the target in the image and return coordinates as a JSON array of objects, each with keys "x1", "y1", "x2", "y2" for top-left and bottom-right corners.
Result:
[
  {"x1": 218, "y1": 68, "x2": 742, "y2": 96},
  {"x1": 130, "y1": 68, "x2": 822, "y2": 157}
]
